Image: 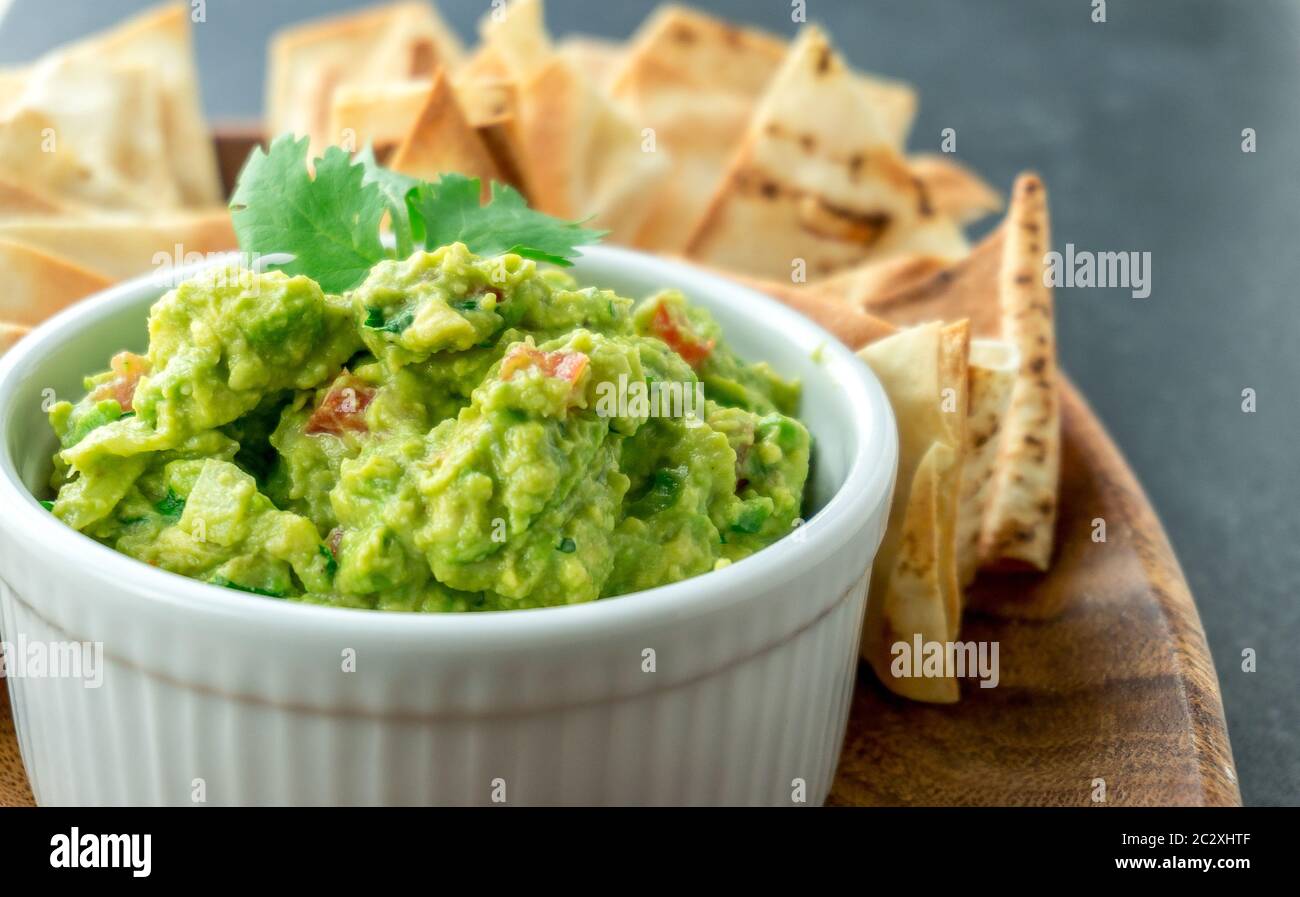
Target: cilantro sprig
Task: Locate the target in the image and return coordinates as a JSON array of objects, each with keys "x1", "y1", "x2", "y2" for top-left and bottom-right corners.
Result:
[{"x1": 230, "y1": 135, "x2": 606, "y2": 293}]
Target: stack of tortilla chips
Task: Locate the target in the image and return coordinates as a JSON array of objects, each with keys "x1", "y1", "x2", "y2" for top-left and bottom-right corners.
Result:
[
  {"x1": 0, "y1": 3, "x2": 234, "y2": 352},
  {"x1": 272, "y1": 0, "x2": 1066, "y2": 702}
]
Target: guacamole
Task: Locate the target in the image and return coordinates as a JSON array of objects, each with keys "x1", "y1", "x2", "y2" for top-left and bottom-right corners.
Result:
[{"x1": 45, "y1": 244, "x2": 810, "y2": 611}]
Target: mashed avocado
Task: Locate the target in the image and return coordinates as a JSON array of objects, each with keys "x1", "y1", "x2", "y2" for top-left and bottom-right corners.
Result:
[{"x1": 45, "y1": 243, "x2": 810, "y2": 611}]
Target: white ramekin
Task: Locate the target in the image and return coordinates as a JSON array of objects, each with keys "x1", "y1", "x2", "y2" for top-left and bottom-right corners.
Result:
[{"x1": 0, "y1": 247, "x2": 897, "y2": 806}]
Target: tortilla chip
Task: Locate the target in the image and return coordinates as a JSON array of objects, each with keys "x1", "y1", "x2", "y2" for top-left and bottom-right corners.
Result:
[
  {"x1": 980, "y1": 174, "x2": 1059, "y2": 570},
  {"x1": 859, "y1": 226, "x2": 1005, "y2": 337},
  {"x1": 328, "y1": 80, "x2": 430, "y2": 163},
  {"x1": 389, "y1": 71, "x2": 502, "y2": 189},
  {"x1": 556, "y1": 36, "x2": 625, "y2": 92},
  {"x1": 716, "y1": 268, "x2": 898, "y2": 348},
  {"x1": 0, "y1": 239, "x2": 112, "y2": 326},
  {"x1": 956, "y1": 339, "x2": 1019, "y2": 587},
  {"x1": 611, "y1": 8, "x2": 915, "y2": 254},
  {"x1": 60, "y1": 3, "x2": 223, "y2": 206},
  {"x1": 451, "y1": 77, "x2": 530, "y2": 194},
  {"x1": 809, "y1": 254, "x2": 950, "y2": 307},
  {"x1": 910, "y1": 154, "x2": 1002, "y2": 224},
  {"x1": 478, "y1": 0, "x2": 669, "y2": 242},
  {"x1": 0, "y1": 177, "x2": 70, "y2": 215},
  {"x1": 0, "y1": 322, "x2": 32, "y2": 355},
  {"x1": 0, "y1": 209, "x2": 236, "y2": 280},
  {"x1": 858, "y1": 321, "x2": 970, "y2": 703},
  {"x1": 267, "y1": 1, "x2": 464, "y2": 154},
  {"x1": 683, "y1": 26, "x2": 942, "y2": 280},
  {"x1": 0, "y1": 58, "x2": 180, "y2": 210},
  {"x1": 609, "y1": 6, "x2": 789, "y2": 253},
  {"x1": 477, "y1": 0, "x2": 554, "y2": 82}
]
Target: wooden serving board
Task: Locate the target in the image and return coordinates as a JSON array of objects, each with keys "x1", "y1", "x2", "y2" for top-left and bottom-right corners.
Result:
[{"x1": 0, "y1": 131, "x2": 1239, "y2": 807}]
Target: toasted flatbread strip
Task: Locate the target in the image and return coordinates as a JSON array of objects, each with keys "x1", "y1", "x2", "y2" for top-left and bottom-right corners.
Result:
[
  {"x1": 267, "y1": 1, "x2": 463, "y2": 154},
  {"x1": 389, "y1": 71, "x2": 502, "y2": 188},
  {"x1": 979, "y1": 174, "x2": 1059, "y2": 570},
  {"x1": 0, "y1": 209, "x2": 236, "y2": 281},
  {"x1": 910, "y1": 153, "x2": 1002, "y2": 224},
  {"x1": 479, "y1": 0, "x2": 669, "y2": 242},
  {"x1": 0, "y1": 239, "x2": 112, "y2": 326},
  {"x1": 328, "y1": 80, "x2": 431, "y2": 164},
  {"x1": 61, "y1": 3, "x2": 223, "y2": 206},
  {"x1": 956, "y1": 339, "x2": 1019, "y2": 587},
  {"x1": 0, "y1": 322, "x2": 32, "y2": 355},
  {"x1": 0, "y1": 59, "x2": 180, "y2": 210},
  {"x1": 557, "y1": 36, "x2": 625, "y2": 92},
  {"x1": 683, "y1": 26, "x2": 938, "y2": 280},
  {"x1": 716, "y1": 268, "x2": 897, "y2": 348},
  {"x1": 477, "y1": 0, "x2": 554, "y2": 82},
  {"x1": 858, "y1": 320, "x2": 970, "y2": 703}
]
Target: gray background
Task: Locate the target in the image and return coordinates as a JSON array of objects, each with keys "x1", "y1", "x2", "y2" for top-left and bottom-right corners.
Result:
[{"x1": 2, "y1": 0, "x2": 1296, "y2": 806}]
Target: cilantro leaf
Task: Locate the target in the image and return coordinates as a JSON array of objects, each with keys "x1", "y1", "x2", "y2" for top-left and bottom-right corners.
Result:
[
  {"x1": 230, "y1": 135, "x2": 388, "y2": 293},
  {"x1": 411, "y1": 174, "x2": 606, "y2": 266},
  {"x1": 362, "y1": 305, "x2": 415, "y2": 334},
  {"x1": 154, "y1": 488, "x2": 186, "y2": 520},
  {"x1": 355, "y1": 145, "x2": 421, "y2": 259}
]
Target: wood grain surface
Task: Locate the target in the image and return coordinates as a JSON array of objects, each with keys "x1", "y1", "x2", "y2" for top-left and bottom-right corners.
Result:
[{"x1": 0, "y1": 130, "x2": 1239, "y2": 807}]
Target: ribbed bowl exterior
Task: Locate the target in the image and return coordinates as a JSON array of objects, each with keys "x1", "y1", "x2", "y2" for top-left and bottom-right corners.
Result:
[
  {"x1": 0, "y1": 246, "x2": 896, "y2": 806},
  {"x1": 1, "y1": 564, "x2": 871, "y2": 806}
]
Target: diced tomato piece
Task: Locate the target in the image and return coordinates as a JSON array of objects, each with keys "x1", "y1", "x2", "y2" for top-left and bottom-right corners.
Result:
[
  {"x1": 650, "y1": 303, "x2": 714, "y2": 368},
  {"x1": 500, "y1": 345, "x2": 589, "y2": 386},
  {"x1": 305, "y1": 375, "x2": 375, "y2": 436},
  {"x1": 90, "y1": 351, "x2": 149, "y2": 412}
]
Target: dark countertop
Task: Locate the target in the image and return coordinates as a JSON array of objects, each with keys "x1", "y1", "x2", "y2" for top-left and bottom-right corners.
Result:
[{"x1": 2, "y1": 0, "x2": 1296, "y2": 806}]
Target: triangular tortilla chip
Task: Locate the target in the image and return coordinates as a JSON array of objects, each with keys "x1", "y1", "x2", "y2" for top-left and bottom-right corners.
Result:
[
  {"x1": 808, "y1": 254, "x2": 950, "y2": 307},
  {"x1": 0, "y1": 209, "x2": 236, "y2": 280},
  {"x1": 714, "y1": 268, "x2": 898, "y2": 348},
  {"x1": 683, "y1": 26, "x2": 944, "y2": 280},
  {"x1": 478, "y1": 0, "x2": 669, "y2": 242},
  {"x1": 0, "y1": 58, "x2": 180, "y2": 209},
  {"x1": 267, "y1": 1, "x2": 464, "y2": 154},
  {"x1": 611, "y1": 7, "x2": 915, "y2": 254},
  {"x1": 0, "y1": 321, "x2": 32, "y2": 355},
  {"x1": 858, "y1": 320, "x2": 969, "y2": 703},
  {"x1": 910, "y1": 154, "x2": 1002, "y2": 224},
  {"x1": 956, "y1": 339, "x2": 1019, "y2": 587},
  {"x1": 389, "y1": 71, "x2": 502, "y2": 188},
  {"x1": 0, "y1": 177, "x2": 70, "y2": 215},
  {"x1": 328, "y1": 80, "x2": 431, "y2": 163},
  {"x1": 556, "y1": 36, "x2": 625, "y2": 92},
  {"x1": 979, "y1": 174, "x2": 1059, "y2": 570},
  {"x1": 0, "y1": 239, "x2": 112, "y2": 326},
  {"x1": 451, "y1": 77, "x2": 530, "y2": 193},
  {"x1": 60, "y1": 3, "x2": 223, "y2": 206}
]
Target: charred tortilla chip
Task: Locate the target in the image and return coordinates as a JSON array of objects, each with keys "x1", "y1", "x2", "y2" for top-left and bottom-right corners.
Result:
[
  {"x1": 910, "y1": 153, "x2": 1002, "y2": 225},
  {"x1": 980, "y1": 174, "x2": 1059, "y2": 570},
  {"x1": 683, "y1": 26, "x2": 943, "y2": 280},
  {"x1": 957, "y1": 339, "x2": 1020, "y2": 586},
  {"x1": 858, "y1": 320, "x2": 970, "y2": 703}
]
